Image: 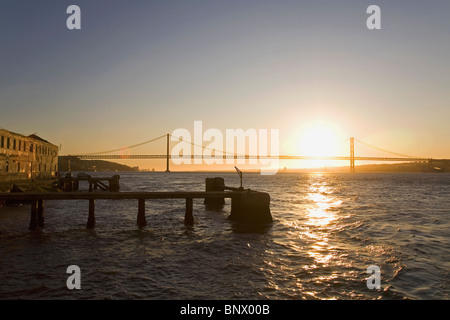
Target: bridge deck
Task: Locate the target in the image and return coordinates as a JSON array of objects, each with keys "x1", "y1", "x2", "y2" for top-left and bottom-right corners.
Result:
[{"x1": 67, "y1": 154, "x2": 434, "y2": 161}]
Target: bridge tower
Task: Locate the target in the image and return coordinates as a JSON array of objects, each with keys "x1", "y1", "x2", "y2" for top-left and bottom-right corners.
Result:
[
  {"x1": 166, "y1": 133, "x2": 170, "y2": 172},
  {"x1": 350, "y1": 137, "x2": 355, "y2": 173}
]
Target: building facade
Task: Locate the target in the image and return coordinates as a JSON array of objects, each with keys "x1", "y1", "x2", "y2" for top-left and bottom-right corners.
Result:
[{"x1": 0, "y1": 128, "x2": 58, "y2": 182}]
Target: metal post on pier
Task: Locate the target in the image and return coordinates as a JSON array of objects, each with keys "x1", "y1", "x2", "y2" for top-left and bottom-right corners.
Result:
[{"x1": 235, "y1": 166, "x2": 243, "y2": 191}]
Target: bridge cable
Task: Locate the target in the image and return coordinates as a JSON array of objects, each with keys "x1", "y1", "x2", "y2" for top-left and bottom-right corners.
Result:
[
  {"x1": 82, "y1": 134, "x2": 167, "y2": 155},
  {"x1": 354, "y1": 138, "x2": 419, "y2": 159}
]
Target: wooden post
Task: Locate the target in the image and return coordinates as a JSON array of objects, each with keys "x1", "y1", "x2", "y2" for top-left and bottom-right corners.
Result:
[
  {"x1": 109, "y1": 175, "x2": 120, "y2": 192},
  {"x1": 37, "y1": 199, "x2": 44, "y2": 228},
  {"x1": 29, "y1": 200, "x2": 38, "y2": 230},
  {"x1": 137, "y1": 199, "x2": 147, "y2": 227},
  {"x1": 185, "y1": 198, "x2": 194, "y2": 225},
  {"x1": 64, "y1": 176, "x2": 73, "y2": 192},
  {"x1": 87, "y1": 199, "x2": 96, "y2": 229}
]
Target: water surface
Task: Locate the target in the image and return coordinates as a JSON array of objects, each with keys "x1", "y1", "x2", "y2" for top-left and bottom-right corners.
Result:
[{"x1": 0, "y1": 172, "x2": 449, "y2": 299}]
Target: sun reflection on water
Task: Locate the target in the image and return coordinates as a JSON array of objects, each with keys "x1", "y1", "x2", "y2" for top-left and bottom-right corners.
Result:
[
  {"x1": 302, "y1": 174, "x2": 344, "y2": 268},
  {"x1": 275, "y1": 174, "x2": 355, "y2": 298},
  {"x1": 304, "y1": 175, "x2": 342, "y2": 227}
]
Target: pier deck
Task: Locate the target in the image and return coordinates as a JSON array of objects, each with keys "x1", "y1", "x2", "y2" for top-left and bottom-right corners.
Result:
[
  {"x1": 0, "y1": 191, "x2": 235, "y2": 201},
  {"x1": 0, "y1": 190, "x2": 269, "y2": 229}
]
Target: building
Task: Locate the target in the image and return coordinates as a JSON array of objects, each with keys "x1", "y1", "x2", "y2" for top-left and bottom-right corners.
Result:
[{"x1": 0, "y1": 128, "x2": 58, "y2": 182}]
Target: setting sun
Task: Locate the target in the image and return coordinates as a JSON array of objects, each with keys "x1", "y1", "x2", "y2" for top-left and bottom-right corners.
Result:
[{"x1": 297, "y1": 122, "x2": 342, "y2": 168}]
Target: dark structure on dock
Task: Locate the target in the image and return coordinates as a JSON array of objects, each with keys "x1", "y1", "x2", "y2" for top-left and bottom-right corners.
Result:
[
  {"x1": 0, "y1": 177, "x2": 272, "y2": 230},
  {"x1": 204, "y1": 176, "x2": 272, "y2": 224},
  {"x1": 57, "y1": 173, "x2": 120, "y2": 192}
]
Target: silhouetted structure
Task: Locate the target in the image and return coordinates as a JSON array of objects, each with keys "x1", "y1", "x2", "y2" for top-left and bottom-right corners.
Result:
[
  {"x1": 0, "y1": 177, "x2": 272, "y2": 230},
  {"x1": 62, "y1": 133, "x2": 448, "y2": 173}
]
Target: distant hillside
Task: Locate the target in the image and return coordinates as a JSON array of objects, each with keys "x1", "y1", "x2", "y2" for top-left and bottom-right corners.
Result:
[
  {"x1": 350, "y1": 162, "x2": 447, "y2": 173},
  {"x1": 58, "y1": 156, "x2": 138, "y2": 172},
  {"x1": 284, "y1": 162, "x2": 448, "y2": 173}
]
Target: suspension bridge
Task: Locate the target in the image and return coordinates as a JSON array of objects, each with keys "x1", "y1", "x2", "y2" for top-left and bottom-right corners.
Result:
[{"x1": 62, "y1": 134, "x2": 448, "y2": 172}]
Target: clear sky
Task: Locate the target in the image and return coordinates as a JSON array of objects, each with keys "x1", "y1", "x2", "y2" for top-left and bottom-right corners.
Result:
[{"x1": 1, "y1": 0, "x2": 450, "y2": 169}]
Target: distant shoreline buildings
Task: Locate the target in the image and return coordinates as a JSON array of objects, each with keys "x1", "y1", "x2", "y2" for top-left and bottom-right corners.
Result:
[{"x1": 0, "y1": 128, "x2": 58, "y2": 182}]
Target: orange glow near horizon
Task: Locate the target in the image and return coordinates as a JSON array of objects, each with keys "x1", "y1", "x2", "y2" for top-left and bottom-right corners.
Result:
[{"x1": 295, "y1": 121, "x2": 343, "y2": 169}]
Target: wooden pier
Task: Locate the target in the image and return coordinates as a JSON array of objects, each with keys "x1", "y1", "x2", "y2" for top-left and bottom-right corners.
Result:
[
  {"x1": 57, "y1": 174, "x2": 120, "y2": 192},
  {"x1": 0, "y1": 186, "x2": 272, "y2": 230}
]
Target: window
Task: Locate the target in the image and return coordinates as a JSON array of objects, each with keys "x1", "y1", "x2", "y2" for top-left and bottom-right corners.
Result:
[
  {"x1": 30, "y1": 143, "x2": 33, "y2": 152},
  {"x1": 13, "y1": 139, "x2": 16, "y2": 150},
  {"x1": 19, "y1": 140, "x2": 22, "y2": 151},
  {"x1": 1, "y1": 136, "x2": 4, "y2": 148},
  {"x1": 7, "y1": 137, "x2": 10, "y2": 149}
]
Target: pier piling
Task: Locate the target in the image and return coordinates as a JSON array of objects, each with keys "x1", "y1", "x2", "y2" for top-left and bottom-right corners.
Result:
[
  {"x1": 87, "y1": 199, "x2": 96, "y2": 229},
  {"x1": 137, "y1": 199, "x2": 147, "y2": 227},
  {"x1": 185, "y1": 198, "x2": 194, "y2": 225},
  {"x1": 29, "y1": 200, "x2": 38, "y2": 230},
  {"x1": 37, "y1": 199, "x2": 44, "y2": 228}
]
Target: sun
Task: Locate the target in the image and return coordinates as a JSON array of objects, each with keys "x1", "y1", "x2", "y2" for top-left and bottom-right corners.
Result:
[
  {"x1": 298, "y1": 122, "x2": 341, "y2": 168},
  {"x1": 300, "y1": 124, "x2": 338, "y2": 157}
]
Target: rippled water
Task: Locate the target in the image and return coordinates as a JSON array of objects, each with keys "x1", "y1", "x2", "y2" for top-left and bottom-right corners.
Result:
[{"x1": 0, "y1": 172, "x2": 449, "y2": 300}]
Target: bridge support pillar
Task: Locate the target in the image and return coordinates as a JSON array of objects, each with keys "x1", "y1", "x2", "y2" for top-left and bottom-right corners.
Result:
[
  {"x1": 166, "y1": 133, "x2": 170, "y2": 172},
  {"x1": 350, "y1": 137, "x2": 355, "y2": 173}
]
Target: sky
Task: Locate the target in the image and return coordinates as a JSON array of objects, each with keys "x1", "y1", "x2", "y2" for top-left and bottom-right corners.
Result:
[{"x1": 1, "y1": 0, "x2": 450, "y2": 170}]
